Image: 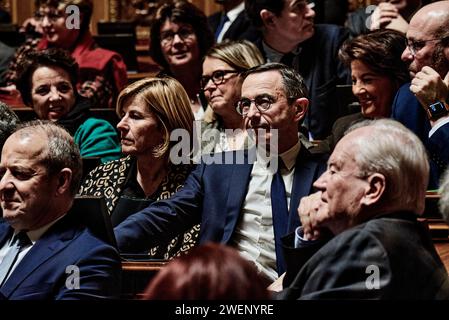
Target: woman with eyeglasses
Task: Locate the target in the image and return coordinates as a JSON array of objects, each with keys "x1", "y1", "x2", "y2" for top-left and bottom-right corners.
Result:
[
  {"x1": 200, "y1": 40, "x2": 264, "y2": 153},
  {"x1": 4, "y1": 0, "x2": 128, "y2": 109},
  {"x1": 149, "y1": 0, "x2": 214, "y2": 120}
]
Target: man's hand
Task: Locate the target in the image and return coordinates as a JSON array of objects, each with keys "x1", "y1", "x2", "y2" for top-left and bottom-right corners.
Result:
[
  {"x1": 298, "y1": 191, "x2": 329, "y2": 241},
  {"x1": 411, "y1": 67, "x2": 449, "y2": 115},
  {"x1": 370, "y1": 3, "x2": 400, "y2": 30}
]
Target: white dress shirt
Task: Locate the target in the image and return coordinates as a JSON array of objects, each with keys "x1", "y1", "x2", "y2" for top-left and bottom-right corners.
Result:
[
  {"x1": 216, "y1": 2, "x2": 245, "y2": 43},
  {"x1": 0, "y1": 214, "x2": 66, "y2": 283},
  {"x1": 231, "y1": 141, "x2": 300, "y2": 281}
]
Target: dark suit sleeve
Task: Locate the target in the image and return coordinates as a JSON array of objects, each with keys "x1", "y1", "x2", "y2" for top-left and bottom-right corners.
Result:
[
  {"x1": 55, "y1": 238, "x2": 122, "y2": 300},
  {"x1": 114, "y1": 164, "x2": 205, "y2": 253},
  {"x1": 277, "y1": 229, "x2": 392, "y2": 300},
  {"x1": 428, "y1": 122, "x2": 449, "y2": 176}
]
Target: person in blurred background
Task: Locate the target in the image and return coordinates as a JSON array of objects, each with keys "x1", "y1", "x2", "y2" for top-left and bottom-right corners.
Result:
[
  {"x1": 149, "y1": 0, "x2": 214, "y2": 120},
  {"x1": 79, "y1": 77, "x2": 199, "y2": 259},
  {"x1": 3, "y1": 0, "x2": 128, "y2": 108},
  {"x1": 0, "y1": 102, "x2": 19, "y2": 150},
  {"x1": 15, "y1": 48, "x2": 121, "y2": 163}
]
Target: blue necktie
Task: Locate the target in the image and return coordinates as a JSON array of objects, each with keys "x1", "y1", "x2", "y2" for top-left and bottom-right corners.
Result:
[
  {"x1": 215, "y1": 13, "x2": 229, "y2": 41},
  {"x1": 270, "y1": 160, "x2": 289, "y2": 275},
  {"x1": 0, "y1": 232, "x2": 31, "y2": 287}
]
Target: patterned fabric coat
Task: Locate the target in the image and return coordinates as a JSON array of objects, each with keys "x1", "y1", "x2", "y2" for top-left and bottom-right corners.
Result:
[{"x1": 78, "y1": 155, "x2": 200, "y2": 259}]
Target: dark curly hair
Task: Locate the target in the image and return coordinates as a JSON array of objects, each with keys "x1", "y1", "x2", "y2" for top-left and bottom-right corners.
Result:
[
  {"x1": 338, "y1": 29, "x2": 410, "y2": 88},
  {"x1": 15, "y1": 48, "x2": 79, "y2": 106},
  {"x1": 149, "y1": 0, "x2": 214, "y2": 72}
]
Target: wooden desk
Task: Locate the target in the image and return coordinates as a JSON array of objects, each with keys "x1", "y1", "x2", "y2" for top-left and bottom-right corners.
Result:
[
  {"x1": 435, "y1": 242, "x2": 449, "y2": 272},
  {"x1": 121, "y1": 260, "x2": 167, "y2": 299}
]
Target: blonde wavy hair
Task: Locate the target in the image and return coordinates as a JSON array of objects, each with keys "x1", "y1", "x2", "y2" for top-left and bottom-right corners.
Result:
[{"x1": 116, "y1": 76, "x2": 194, "y2": 158}]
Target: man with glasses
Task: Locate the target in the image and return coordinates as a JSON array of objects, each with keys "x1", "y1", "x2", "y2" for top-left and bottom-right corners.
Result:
[
  {"x1": 244, "y1": 0, "x2": 351, "y2": 140},
  {"x1": 114, "y1": 63, "x2": 326, "y2": 282},
  {"x1": 392, "y1": 0, "x2": 449, "y2": 188}
]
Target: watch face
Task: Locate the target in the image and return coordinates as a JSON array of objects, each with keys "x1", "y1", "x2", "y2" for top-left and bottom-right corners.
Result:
[
  {"x1": 429, "y1": 102, "x2": 446, "y2": 113},
  {"x1": 428, "y1": 101, "x2": 449, "y2": 120}
]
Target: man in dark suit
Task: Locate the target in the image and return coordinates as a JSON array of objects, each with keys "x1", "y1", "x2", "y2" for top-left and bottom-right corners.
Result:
[
  {"x1": 391, "y1": 1, "x2": 449, "y2": 188},
  {"x1": 277, "y1": 119, "x2": 449, "y2": 299},
  {"x1": 208, "y1": 0, "x2": 258, "y2": 42},
  {"x1": 115, "y1": 63, "x2": 326, "y2": 281},
  {"x1": 245, "y1": 0, "x2": 351, "y2": 140},
  {"x1": 0, "y1": 121, "x2": 121, "y2": 300}
]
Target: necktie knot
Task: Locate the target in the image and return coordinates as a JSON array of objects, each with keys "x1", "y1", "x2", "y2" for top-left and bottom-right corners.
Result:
[
  {"x1": 13, "y1": 231, "x2": 31, "y2": 248},
  {"x1": 215, "y1": 13, "x2": 230, "y2": 40},
  {"x1": 0, "y1": 231, "x2": 31, "y2": 287},
  {"x1": 280, "y1": 52, "x2": 295, "y2": 67}
]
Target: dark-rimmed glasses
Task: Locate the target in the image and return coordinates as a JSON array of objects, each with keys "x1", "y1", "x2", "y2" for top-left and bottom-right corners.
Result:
[
  {"x1": 160, "y1": 28, "x2": 195, "y2": 47},
  {"x1": 236, "y1": 95, "x2": 274, "y2": 116},
  {"x1": 405, "y1": 37, "x2": 445, "y2": 56},
  {"x1": 200, "y1": 70, "x2": 239, "y2": 89}
]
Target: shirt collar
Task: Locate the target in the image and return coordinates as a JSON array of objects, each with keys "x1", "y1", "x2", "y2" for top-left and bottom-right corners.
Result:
[
  {"x1": 279, "y1": 140, "x2": 301, "y2": 171},
  {"x1": 226, "y1": 2, "x2": 245, "y2": 22},
  {"x1": 20, "y1": 214, "x2": 67, "y2": 245},
  {"x1": 262, "y1": 41, "x2": 302, "y2": 63}
]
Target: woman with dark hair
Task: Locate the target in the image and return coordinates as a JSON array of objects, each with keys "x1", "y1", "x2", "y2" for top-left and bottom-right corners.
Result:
[
  {"x1": 35, "y1": 0, "x2": 128, "y2": 108},
  {"x1": 142, "y1": 243, "x2": 271, "y2": 300},
  {"x1": 315, "y1": 29, "x2": 410, "y2": 152},
  {"x1": 15, "y1": 48, "x2": 121, "y2": 163},
  {"x1": 149, "y1": 0, "x2": 214, "y2": 120},
  {"x1": 3, "y1": 0, "x2": 128, "y2": 108}
]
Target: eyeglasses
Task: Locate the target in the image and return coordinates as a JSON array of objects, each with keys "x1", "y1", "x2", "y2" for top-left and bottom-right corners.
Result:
[
  {"x1": 236, "y1": 95, "x2": 274, "y2": 116},
  {"x1": 160, "y1": 28, "x2": 195, "y2": 46},
  {"x1": 200, "y1": 70, "x2": 239, "y2": 89},
  {"x1": 34, "y1": 10, "x2": 64, "y2": 22},
  {"x1": 405, "y1": 38, "x2": 444, "y2": 56}
]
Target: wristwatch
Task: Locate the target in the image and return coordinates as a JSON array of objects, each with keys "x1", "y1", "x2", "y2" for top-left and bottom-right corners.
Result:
[{"x1": 426, "y1": 101, "x2": 449, "y2": 121}]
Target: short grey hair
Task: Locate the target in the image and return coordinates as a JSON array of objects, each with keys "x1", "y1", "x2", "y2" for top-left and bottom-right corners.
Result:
[
  {"x1": 439, "y1": 169, "x2": 449, "y2": 223},
  {"x1": 241, "y1": 62, "x2": 309, "y2": 101},
  {"x1": 16, "y1": 120, "x2": 82, "y2": 196},
  {"x1": 346, "y1": 119, "x2": 429, "y2": 214},
  {"x1": 0, "y1": 102, "x2": 19, "y2": 150}
]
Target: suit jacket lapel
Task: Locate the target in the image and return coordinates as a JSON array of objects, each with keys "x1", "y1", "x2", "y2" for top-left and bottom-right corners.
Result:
[
  {"x1": 0, "y1": 223, "x2": 13, "y2": 247},
  {"x1": 288, "y1": 147, "x2": 320, "y2": 232},
  {"x1": 0, "y1": 218, "x2": 77, "y2": 297},
  {"x1": 222, "y1": 150, "x2": 254, "y2": 243}
]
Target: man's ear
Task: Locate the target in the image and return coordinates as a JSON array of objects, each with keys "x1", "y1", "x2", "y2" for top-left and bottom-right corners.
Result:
[
  {"x1": 361, "y1": 173, "x2": 386, "y2": 206},
  {"x1": 55, "y1": 168, "x2": 73, "y2": 195},
  {"x1": 293, "y1": 97, "x2": 309, "y2": 122},
  {"x1": 260, "y1": 9, "x2": 275, "y2": 28}
]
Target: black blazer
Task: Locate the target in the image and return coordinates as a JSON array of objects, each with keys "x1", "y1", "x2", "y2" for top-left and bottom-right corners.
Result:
[
  {"x1": 277, "y1": 212, "x2": 449, "y2": 299},
  {"x1": 208, "y1": 10, "x2": 259, "y2": 42}
]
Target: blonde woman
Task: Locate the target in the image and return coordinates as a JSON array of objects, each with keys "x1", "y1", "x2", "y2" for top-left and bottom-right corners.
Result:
[
  {"x1": 200, "y1": 40, "x2": 264, "y2": 153},
  {"x1": 79, "y1": 77, "x2": 199, "y2": 259}
]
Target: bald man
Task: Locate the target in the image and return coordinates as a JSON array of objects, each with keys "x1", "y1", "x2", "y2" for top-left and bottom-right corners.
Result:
[{"x1": 392, "y1": 0, "x2": 449, "y2": 188}]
